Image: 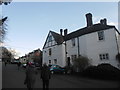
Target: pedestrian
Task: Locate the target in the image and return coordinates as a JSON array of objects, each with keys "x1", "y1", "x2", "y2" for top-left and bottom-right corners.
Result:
[
  {"x1": 24, "y1": 62, "x2": 37, "y2": 90},
  {"x1": 41, "y1": 63, "x2": 51, "y2": 90},
  {"x1": 17, "y1": 61, "x2": 21, "y2": 70}
]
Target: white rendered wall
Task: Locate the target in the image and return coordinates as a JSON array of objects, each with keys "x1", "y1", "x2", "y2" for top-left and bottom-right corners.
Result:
[
  {"x1": 43, "y1": 44, "x2": 66, "y2": 67},
  {"x1": 85, "y1": 28, "x2": 119, "y2": 68},
  {"x1": 65, "y1": 28, "x2": 119, "y2": 69}
]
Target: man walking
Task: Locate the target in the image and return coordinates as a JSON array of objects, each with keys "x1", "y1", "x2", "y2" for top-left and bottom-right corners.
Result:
[
  {"x1": 24, "y1": 62, "x2": 36, "y2": 90},
  {"x1": 41, "y1": 63, "x2": 51, "y2": 90},
  {"x1": 17, "y1": 61, "x2": 21, "y2": 70}
]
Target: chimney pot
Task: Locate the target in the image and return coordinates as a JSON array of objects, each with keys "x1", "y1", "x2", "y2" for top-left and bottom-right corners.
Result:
[
  {"x1": 64, "y1": 29, "x2": 68, "y2": 36},
  {"x1": 100, "y1": 18, "x2": 107, "y2": 25}
]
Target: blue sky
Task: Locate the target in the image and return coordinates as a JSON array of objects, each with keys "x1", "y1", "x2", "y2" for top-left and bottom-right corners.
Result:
[{"x1": 2, "y1": 2, "x2": 119, "y2": 57}]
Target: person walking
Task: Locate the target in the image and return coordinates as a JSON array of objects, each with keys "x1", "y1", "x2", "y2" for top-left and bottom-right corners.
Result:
[
  {"x1": 41, "y1": 63, "x2": 51, "y2": 90},
  {"x1": 17, "y1": 61, "x2": 21, "y2": 70},
  {"x1": 24, "y1": 62, "x2": 37, "y2": 90}
]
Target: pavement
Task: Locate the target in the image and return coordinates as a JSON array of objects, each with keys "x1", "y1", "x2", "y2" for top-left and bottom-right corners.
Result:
[{"x1": 2, "y1": 63, "x2": 120, "y2": 89}]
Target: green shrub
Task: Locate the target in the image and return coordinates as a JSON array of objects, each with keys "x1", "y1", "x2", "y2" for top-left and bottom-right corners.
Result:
[{"x1": 73, "y1": 56, "x2": 90, "y2": 72}]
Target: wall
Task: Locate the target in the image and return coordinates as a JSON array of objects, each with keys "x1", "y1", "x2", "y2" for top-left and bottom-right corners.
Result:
[
  {"x1": 65, "y1": 28, "x2": 119, "y2": 69},
  {"x1": 85, "y1": 28, "x2": 119, "y2": 68},
  {"x1": 43, "y1": 44, "x2": 66, "y2": 67}
]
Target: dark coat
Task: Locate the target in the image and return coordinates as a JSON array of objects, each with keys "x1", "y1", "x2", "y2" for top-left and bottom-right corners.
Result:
[
  {"x1": 41, "y1": 65, "x2": 51, "y2": 80},
  {"x1": 24, "y1": 65, "x2": 36, "y2": 88}
]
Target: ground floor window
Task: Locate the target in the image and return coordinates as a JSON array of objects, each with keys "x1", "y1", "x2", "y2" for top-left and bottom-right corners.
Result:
[
  {"x1": 54, "y1": 59, "x2": 57, "y2": 64},
  {"x1": 49, "y1": 60, "x2": 51, "y2": 64},
  {"x1": 99, "y1": 53, "x2": 109, "y2": 60},
  {"x1": 71, "y1": 55, "x2": 77, "y2": 61}
]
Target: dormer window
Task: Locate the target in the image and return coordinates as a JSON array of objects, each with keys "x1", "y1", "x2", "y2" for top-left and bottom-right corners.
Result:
[{"x1": 98, "y1": 31, "x2": 105, "y2": 41}]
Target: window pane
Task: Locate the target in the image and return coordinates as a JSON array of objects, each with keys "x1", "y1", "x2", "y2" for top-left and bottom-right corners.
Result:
[
  {"x1": 49, "y1": 48, "x2": 52, "y2": 56},
  {"x1": 48, "y1": 35, "x2": 52, "y2": 42},
  {"x1": 71, "y1": 38, "x2": 75, "y2": 46},
  {"x1": 99, "y1": 54, "x2": 102, "y2": 60},
  {"x1": 98, "y1": 31, "x2": 104, "y2": 40},
  {"x1": 103, "y1": 54, "x2": 105, "y2": 59},
  {"x1": 49, "y1": 60, "x2": 51, "y2": 64},
  {"x1": 106, "y1": 53, "x2": 109, "y2": 60},
  {"x1": 54, "y1": 59, "x2": 57, "y2": 64}
]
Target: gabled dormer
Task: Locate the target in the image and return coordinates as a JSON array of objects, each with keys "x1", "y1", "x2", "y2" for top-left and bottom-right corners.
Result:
[{"x1": 43, "y1": 31, "x2": 64, "y2": 49}]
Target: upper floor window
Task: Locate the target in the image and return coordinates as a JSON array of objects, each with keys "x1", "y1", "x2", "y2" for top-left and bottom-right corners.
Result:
[
  {"x1": 99, "y1": 53, "x2": 109, "y2": 60},
  {"x1": 71, "y1": 38, "x2": 76, "y2": 47},
  {"x1": 98, "y1": 31, "x2": 105, "y2": 41},
  {"x1": 49, "y1": 48, "x2": 52, "y2": 56},
  {"x1": 48, "y1": 35, "x2": 52, "y2": 42}
]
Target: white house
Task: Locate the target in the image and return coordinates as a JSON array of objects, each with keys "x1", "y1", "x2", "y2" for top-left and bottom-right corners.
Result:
[{"x1": 42, "y1": 13, "x2": 120, "y2": 69}]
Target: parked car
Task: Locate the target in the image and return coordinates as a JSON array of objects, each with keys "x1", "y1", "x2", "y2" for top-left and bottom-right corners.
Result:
[
  {"x1": 11, "y1": 60, "x2": 19, "y2": 64},
  {"x1": 50, "y1": 65, "x2": 65, "y2": 74},
  {"x1": 22, "y1": 63, "x2": 27, "y2": 68}
]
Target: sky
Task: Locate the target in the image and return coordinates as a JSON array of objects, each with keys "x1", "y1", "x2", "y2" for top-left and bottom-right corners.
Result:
[{"x1": 1, "y1": 1, "x2": 119, "y2": 57}]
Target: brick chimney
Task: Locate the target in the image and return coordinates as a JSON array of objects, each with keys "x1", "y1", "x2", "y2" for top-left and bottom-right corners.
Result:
[
  {"x1": 64, "y1": 29, "x2": 68, "y2": 36},
  {"x1": 85, "y1": 13, "x2": 93, "y2": 27}
]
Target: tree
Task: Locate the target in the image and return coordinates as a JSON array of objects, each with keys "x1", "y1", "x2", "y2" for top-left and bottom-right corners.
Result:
[
  {"x1": 0, "y1": 0, "x2": 12, "y2": 5},
  {"x1": 8, "y1": 48, "x2": 19, "y2": 59},
  {"x1": 0, "y1": 17, "x2": 8, "y2": 43},
  {"x1": 1, "y1": 47, "x2": 12, "y2": 62},
  {"x1": 0, "y1": 0, "x2": 12, "y2": 44}
]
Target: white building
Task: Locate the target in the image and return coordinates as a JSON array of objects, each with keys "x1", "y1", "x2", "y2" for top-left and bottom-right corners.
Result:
[{"x1": 43, "y1": 13, "x2": 120, "y2": 69}]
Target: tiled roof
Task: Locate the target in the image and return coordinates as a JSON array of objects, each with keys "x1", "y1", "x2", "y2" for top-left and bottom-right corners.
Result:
[
  {"x1": 50, "y1": 31, "x2": 64, "y2": 45},
  {"x1": 44, "y1": 23, "x2": 117, "y2": 47},
  {"x1": 64, "y1": 24, "x2": 116, "y2": 41}
]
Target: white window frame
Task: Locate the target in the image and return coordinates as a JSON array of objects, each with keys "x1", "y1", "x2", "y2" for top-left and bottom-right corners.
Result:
[
  {"x1": 99, "y1": 53, "x2": 109, "y2": 60},
  {"x1": 98, "y1": 31, "x2": 105, "y2": 41}
]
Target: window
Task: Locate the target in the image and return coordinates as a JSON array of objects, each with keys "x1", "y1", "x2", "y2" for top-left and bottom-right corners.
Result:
[
  {"x1": 49, "y1": 48, "x2": 52, "y2": 56},
  {"x1": 71, "y1": 55, "x2": 77, "y2": 61},
  {"x1": 99, "y1": 53, "x2": 109, "y2": 60},
  {"x1": 48, "y1": 35, "x2": 52, "y2": 42},
  {"x1": 71, "y1": 38, "x2": 76, "y2": 46},
  {"x1": 54, "y1": 59, "x2": 57, "y2": 64},
  {"x1": 49, "y1": 60, "x2": 51, "y2": 64},
  {"x1": 98, "y1": 31, "x2": 105, "y2": 40}
]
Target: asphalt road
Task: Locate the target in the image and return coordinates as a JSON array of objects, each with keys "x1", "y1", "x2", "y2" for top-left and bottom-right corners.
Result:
[{"x1": 2, "y1": 63, "x2": 120, "y2": 89}]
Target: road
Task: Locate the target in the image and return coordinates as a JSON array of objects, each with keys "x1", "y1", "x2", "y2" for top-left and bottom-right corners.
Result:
[{"x1": 2, "y1": 63, "x2": 120, "y2": 89}]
